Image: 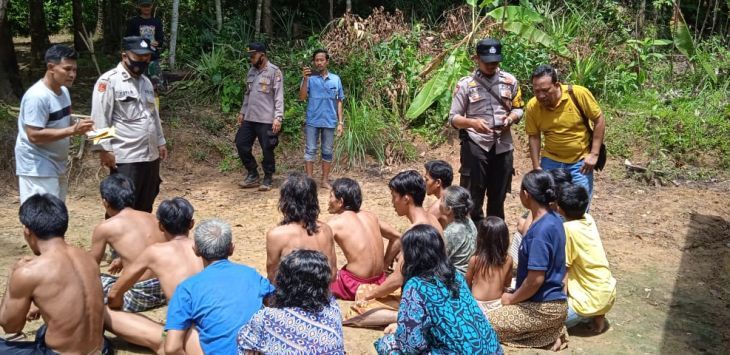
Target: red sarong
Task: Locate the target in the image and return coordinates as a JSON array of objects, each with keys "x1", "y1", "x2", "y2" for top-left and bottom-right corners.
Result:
[{"x1": 330, "y1": 266, "x2": 386, "y2": 301}]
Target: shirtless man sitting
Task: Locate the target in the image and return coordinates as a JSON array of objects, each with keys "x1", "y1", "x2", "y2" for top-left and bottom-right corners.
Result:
[
  {"x1": 90, "y1": 174, "x2": 167, "y2": 312},
  {"x1": 424, "y1": 160, "x2": 453, "y2": 229},
  {"x1": 266, "y1": 173, "x2": 337, "y2": 282},
  {"x1": 327, "y1": 178, "x2": 392, "y2": 300},
  {"x1": 104, "y1": 197, "x2": 204, "y2": 353},
  {"x1": 0, "y1": 194, "x2": 111, "y2": 354}
]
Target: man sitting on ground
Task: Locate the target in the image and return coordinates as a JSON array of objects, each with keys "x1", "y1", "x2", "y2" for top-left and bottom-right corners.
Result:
[
  {"x1": 104, "y1": 197, "x2": 204, "y2": 353},
  {"x1": 266, "y1": 173, "x2": 337, "y2": 281},
  {"x1": 0, "y1": 194, "x2": 111, "y2": 354},
  {"x1": 327, "y1": 178, "x2": 391, "y2": 301},
  {"x1": 90, "y1": 174, "x2": 167, "y2": 312},
  {"x1": 424, "y1": 160, "x2": 453, "y2": 229},
  {"x1": 164, "y1": 219, "x2": 274, "y2": 354}
]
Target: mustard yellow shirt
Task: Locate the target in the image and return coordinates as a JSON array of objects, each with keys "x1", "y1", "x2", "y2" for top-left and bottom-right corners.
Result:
[
  {"x1": 564, "y1": 213, "x2": 616, "y2": 316},
  {"x1": 525, "y1": 84, "x2": 602, "y2": 163}
]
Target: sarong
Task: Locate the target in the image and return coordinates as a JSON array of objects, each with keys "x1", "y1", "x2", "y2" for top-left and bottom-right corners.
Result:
[
  {"x1": 330, "y1": 267, "x2": 387, "y2": 301},
  {"x1": 477, "y1": 298, "x2": 503, "y2": 314},
  {"x1": 343, "y1": 284, "x2": 401, "y2": 327},
  {"x1": 101, "y1": 274, "x2": 166, "y2": 313},
  {"x1": 487, "y1": 300, "x2": 568, "y2": 349}
]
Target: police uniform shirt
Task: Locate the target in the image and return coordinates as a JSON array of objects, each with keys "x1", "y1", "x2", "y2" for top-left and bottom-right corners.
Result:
[
  {"x1": 91, "y1": 62, "x2": 166, "y2": 163},
  {"x1": 240, "y1": 62, "x2": 284, "y2": 124},
  {"x1": 449, "y1": 69, "x2": 524, "y2": 154}
]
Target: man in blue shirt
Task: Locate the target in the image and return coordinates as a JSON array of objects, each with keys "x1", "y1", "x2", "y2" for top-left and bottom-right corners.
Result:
[
  {"x1": 299, "y1": 49, "x2": 345, "y2": 189},
  {"x1": 164, "y1": 219, "x2": 274, "y2": 354}
]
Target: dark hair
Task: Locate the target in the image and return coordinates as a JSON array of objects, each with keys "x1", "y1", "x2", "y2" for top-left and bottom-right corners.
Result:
[
  {"x1": 279, "y1": 173, "x2": 319, "y2": 235},
  {"x1": 424, "y1": 160, "x2": 453, "y2": 188},
  {"x1": 557, "y1": 184, "x2": 590, "y2": 220},
  {"x1": 388, "y1": 170, "x2": 426, "y2": 207},
  {"x1": 531, "y1": 64, "x2": 559, "y2": 84},
  {"x1": 100, "y1": 174, "x2": 135, "y2": 211},
  {"x1": 312, "y1": 48, "x2": 330, "y2": 60},
  {"x1": 157, "y1": 197, "x2": 195, "y2": 235},
  {"x1": 45, "y1": 44, "x2": 78, "y2": 64},
  {"x1": 331, "y1": 178, "x2": 362, "y2": 212},
  {"x1": 548, "y1": 168, "x2": 573, "y2": 187},
  {"x1": 274, "y1": 250, "x2": 332, "y2": 313},
  {"x1": 442, "y1": 186, "x2": 473, "y2": 222},
  {"x1": 401, "y1": 224, "x2": 459, "y2": 298},
  {"x1": 521, "y1": 169, "x2": 556, "y2": 207},
  {"x1": 472, "y1": 217, "x2": 510, "y2": 277},
  {"x1": 19, "y1": 194, "x2": 68, "y2": 240}
]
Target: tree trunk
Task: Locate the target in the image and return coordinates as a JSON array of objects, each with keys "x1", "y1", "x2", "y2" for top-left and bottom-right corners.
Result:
[
  {"x1": 215, "y1": 0, "x2": 222, "y2": 32},
  {"x1": 0, "y1": 12, "x2": 23, "y2": 101},
  {"x1": 0, "y1": 0, "x2": 9, "y2": 25},
  {"x1": 636, "y1": 0, "x2": 646, "y2": 37},
  {"x1": 255, "y1": 0, "x2": 262, "y2": 39},
  {"x1": 72, "y1": 0, "x2": 86, "y2": 52},
  {"x1": 101, "y1": 0, "x2": 123, "y2": 53},
  {"x1": 29, "y1": 0, "x2": 50, "y2": 68},
  {"x1": 329, "y1": 0, "x2": 333, "y2": 20},
  {"x1": 168, "y1": 0, "x2": 180, "y2": 69},
  {"x1": 346, "y1": 0, "x2": 352, "y2": 13},
  {"x1": 94, "y1": 0, "x2": 104, "y2": 39},
  {"x1": 263, "y1": 0, "x2": 272, "y2": 39}
]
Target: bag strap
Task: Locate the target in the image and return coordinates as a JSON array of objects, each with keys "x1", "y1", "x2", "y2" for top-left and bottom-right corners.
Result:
[
  {"x1": 566, "y1": 84, "x2": 593, "y2": 136},
  {"x1": 472, "y1": 71, "x2": 511, "y2": 113}
]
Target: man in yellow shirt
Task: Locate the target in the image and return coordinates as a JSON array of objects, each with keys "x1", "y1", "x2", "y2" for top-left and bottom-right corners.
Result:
[
  {"x1": 525, "y1": 64, "x2": 605, "y2": 201},
  {"x1": 558, "y1": 183, "x2": 616, "y2": 333}
]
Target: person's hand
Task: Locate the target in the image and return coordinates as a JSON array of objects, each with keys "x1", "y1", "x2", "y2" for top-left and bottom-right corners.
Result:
[
  {"x1": 107, "y1": 292, "x2": 123, "y2": 310},
  {"x1": 236, "y1": 112, "x2": 244, "y2": 126},
  {"x1": 158, "y1": 144, "x2": 168, "y2": 161},
  {"x1": 151, "y1": 40, "x2": 159, "y2": 48},
  {"x1": 470, "y1": 118, "x2": 493, "y2": 134},
  {"x1": 272, "y1": 119, "x2": 282, "y2": 134},
  {"x1": 26, "y1": 304, "x2": 40, "y2": 321},
  {"x1": 581, "y1": 153, "x2": 598, "y2": 174},
  {"x1": 384, "y1": 323, "x2": 398, "y2": 334},
  {"x1": 108, "y1": 258, "x2": 123, "y2": 274},
  {"x1": 500, "y1": 292, "x2": 512, "y2": 306},
  {"x1": 336, "y1": 122, "x2": 344, "y2": 137},
  {"x1": 99, "y1": 151, "x2": 117, "y2": 169},
  {"x1": 504, "y1": 116, "x2": 515, "y2": 128},
  {"x1": 302, "y1": 66, "x2": 312, "y2": 77},
  {"x1": 72, "y1": 118, "x2": 94, "y2": 135}
]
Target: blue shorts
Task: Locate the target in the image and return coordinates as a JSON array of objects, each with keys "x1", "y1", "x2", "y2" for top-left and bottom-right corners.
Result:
[{"x1": 304, "y1": 125, "x2": 335, "y2": 162}]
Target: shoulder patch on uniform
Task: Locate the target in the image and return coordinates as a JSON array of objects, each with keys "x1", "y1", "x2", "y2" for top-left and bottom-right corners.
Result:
[
  {"x1": 97, "y1": 82, "x2": 107, "y2": 92},
  {"x1": 467, "y1": 80, "x2": 477, "y2": 87},
  {"x1": 275, "y1": 71, "x2": 282, "y2": 82}
]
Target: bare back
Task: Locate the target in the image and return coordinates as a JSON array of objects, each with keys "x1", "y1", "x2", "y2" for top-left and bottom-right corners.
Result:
[
  {"x1": 145, "y1": 238, "x2": 204, "y2": 297},
  {"x1": 468, "y1": 255, "x2": 513, "y2": 301},
  {"x1": 426, "y1": 202, "x2": 448, "y2": 229},
  {"x1": 411, "y1": 208, "x2": 444, "y2": 235},
  {"x1": 328, "y1": 211, "x2": 385, "y2": 279},
  {"x1": 266, "y1": 221, "x2": 336, "y2": 281}
]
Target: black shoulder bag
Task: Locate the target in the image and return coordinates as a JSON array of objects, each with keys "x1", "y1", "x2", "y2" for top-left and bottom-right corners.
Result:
[{"x1": 567, "y1": 85, "x2": 607, "y2": 171}]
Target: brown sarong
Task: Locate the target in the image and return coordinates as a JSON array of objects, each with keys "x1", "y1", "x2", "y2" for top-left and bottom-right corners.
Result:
[{"x1": 487, "y1": 300, "x2": 569, "y2": 348}]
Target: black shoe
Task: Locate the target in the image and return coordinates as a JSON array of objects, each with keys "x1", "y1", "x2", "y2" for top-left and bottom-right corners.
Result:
[
  {"x1": 239, "y1": 173, "x2": 260, "y2": 188},
  {"x1": 258, "y1": 175, "x2": 273, "y2": 191}
]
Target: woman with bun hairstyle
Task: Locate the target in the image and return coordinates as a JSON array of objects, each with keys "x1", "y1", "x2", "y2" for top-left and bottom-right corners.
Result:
[{"x1": 487, "y1": 170, "x2": 568, "y2": 351}]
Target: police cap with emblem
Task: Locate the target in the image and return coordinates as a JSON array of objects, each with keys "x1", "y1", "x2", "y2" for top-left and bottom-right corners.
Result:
[
  {"x1": 476, "y1": 38, "x2": 502, "y2": 63},
  {"x1": 123, "y1": 36, "x2": 154, "y2": 55},
  {"x1": 246, "y1": 42, "x2": 266, "y2": 57}
]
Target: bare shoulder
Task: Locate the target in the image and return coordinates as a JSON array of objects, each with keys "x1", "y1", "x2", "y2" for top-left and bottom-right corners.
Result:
[
  {"x1": 317, "y1": 221, "x2": 334, "y2": 236},
  {"x1": 267, "y1": 224, "x2": 292, "y2": 241},
  {"x1": 326, "y1": 213, "x2": 345, "y2": 228}
]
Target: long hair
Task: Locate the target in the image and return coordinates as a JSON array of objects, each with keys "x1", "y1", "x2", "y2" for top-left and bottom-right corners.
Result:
[
  {"x1": 472, "y1": 217, "x2": 510, "y2": 278},
  {"x1": 273, "y1": 250, "x2": 332, "y2": 313},
  {"x1": 401, "y1": 224, "x2": 459, "y2": 298},
  {"x1": 279, "y1": 173, "x2": 319, "y2": 235},
  {"x1": 521, "y1": 170, "x2": 557, "y2": 207}
]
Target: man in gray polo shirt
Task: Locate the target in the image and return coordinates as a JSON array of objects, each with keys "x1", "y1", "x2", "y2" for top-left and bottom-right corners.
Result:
[
  {"x1": 235, "y1": 42, "x2": 284, "y2": 191},
  {"x1": 15, "y1": 44, "x2": 94, "y2": 203}
]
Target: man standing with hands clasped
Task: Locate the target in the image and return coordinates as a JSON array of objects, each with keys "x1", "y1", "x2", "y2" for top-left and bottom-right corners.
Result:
[
  {"x1": 236, "y1": 42, "x2": 284, "y2": 192},
  {"x1": 299, "y1": 48, "x2": 345, "y2": 189}
]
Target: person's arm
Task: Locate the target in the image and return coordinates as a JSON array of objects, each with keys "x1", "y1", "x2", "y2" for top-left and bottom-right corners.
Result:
[
  {"x1": 501, "y1": 270, "x2": 544, "y2": 305},
  {"x1": 465, "y1": 256, "x2": 476, "y2": 288},
  {"x1": 151, "y1": 88, "x2": 167, "y2": 160},
  {"x1": 503, "y1": 256, "x2": 514, "y2": 289},
  {"x1": 298, "y1": 70, "x2": 309, "y2": 101},
  {"x1": 24, "y1": 120, "x2": 93, "y2": 144},
  {"x1": 272, "y1": 69, "x2": 284, "y2": 134},
  {"x1": 365, "y1": 257, "x2": 403, "y2": 300},
  {"x1": 89, "y1": 225, "x2": 109, "y2": 265},
  {"x1": 107, "y1": 249, "x2": 153, "y2": 309},
  {"x1": 124, "y1": 17, "x2": 137, "y2": 37},
  {"x1": 0, "y1": 258, "x2": 35, "y2": 333},
  {"x1": 90, "y1": 78, "x2": 117, "y2": 168},
  {"x1": 379, "y1": 221, "x2": 401, "y2": 268},
  {"x1": 265, "y1": 229, "x2": 282, "y2": 282},
  {"x1": 505, "y1": 81, "x2": 524, "y2": 127},
  {"x1": 448, "y1": 81, "x2": 491, "y2": 134},
  {"x1": 238, "y1": 73, "x2": 251, "y2": 125},
  {"x1": 164, "y1": 330, "x2": 187, "y2": 355},
  {"x1": 336, "y1": 99, "x2": 344, "y2": 136},
  {"x1": 528, "y1": 134, "x2": 542, "y2": 170},
  {"x1": 155, "y1": 18, "x2": 164, "y2": 49},
  {"x1": 581, "y1": 112, "x2": 606, "y2": 173}
]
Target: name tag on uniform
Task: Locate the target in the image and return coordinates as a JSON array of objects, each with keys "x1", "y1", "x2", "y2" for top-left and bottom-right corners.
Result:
[
  {"x1": 469, "y1": 87, "x2": 483, "y2": 102},
  {"x1": 500, "y1": 89, "x2": 512, "y2": 98}
]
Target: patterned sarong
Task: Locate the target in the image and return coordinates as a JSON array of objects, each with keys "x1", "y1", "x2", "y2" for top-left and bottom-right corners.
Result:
[
  {"x1": 477, "y1": 298, "x2": 503, "y2": 315},
  {"x1": 487, "y1": 300, "x2": 568, "y2": 349},
  {"x1": 101, "y1": 274, "x2": 166, "y2": 313}
]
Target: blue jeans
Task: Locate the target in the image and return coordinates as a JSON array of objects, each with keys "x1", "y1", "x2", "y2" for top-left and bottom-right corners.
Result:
[
  {"x1": 304, "y1": 125, "x2": 335, "y2": 162},
  {"x1": 565, "y1": 301, "x2": 592, "y2": 328},
  {"x1": 540, "y1": 157, "x2": 593, "y2": 201}
]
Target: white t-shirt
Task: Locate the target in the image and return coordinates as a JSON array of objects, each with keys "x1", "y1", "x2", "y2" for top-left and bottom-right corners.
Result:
[{"x1": 15, "y1": 80, "x2": 72, "y2": 177}]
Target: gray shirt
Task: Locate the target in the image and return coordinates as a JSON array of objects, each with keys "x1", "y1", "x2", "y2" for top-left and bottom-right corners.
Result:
[
  {"x1": 443, "y1": 218, "x2": 478, "y2": 275},
  {"x1": 90, "y1": 63, "x2": 166, "y2": 163},
  {"x1": 449, "y1": 69, "x2": 524, "y2": 154},
  {"x1": 14, "y1": 80, "x2": 72, "y2": 177},
  {"x1": 240, "y1": 62, "x2": 284, "y2": 124}
]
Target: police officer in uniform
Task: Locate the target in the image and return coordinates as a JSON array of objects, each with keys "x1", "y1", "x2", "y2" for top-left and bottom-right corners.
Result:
[
  {"x1": 235, "y1": 42, "x2": 284, "y2": 191},
  {"x1": 91, "y1": 36, "x2": 167, "y2": 213},
  {"x1": 449, "y1": 38, "x2": 524, "y2": 221}
]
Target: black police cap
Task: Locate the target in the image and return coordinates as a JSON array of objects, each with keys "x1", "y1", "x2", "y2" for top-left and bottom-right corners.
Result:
[
  {"x1": 476, "y1": 38, "x2": 502, "y2": 63},
  {"x1": 122, "y1": 36, "x2": 154, "y2": 55}
]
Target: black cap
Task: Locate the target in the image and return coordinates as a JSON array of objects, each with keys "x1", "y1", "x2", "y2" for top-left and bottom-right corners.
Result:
[
  {"x1": 137, "y1": 0, "x2": 153, "y2": 5},
  {"x1": 123, "y1": 36, "x2": 154, "y2": 55},
  {"x1": 476, "y1": 38, "x2": 502, "y2": 63},
  {"x1": 246, "y1": 42, "x2": 266, "y2": 56}
]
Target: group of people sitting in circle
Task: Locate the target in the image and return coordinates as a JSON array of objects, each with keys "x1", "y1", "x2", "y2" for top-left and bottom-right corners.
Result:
[{"x1": 0, "y1": 159, "x2": 616, "y2": 354}]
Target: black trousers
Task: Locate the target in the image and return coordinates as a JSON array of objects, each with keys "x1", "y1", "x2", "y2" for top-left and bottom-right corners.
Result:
[
  {"x1": 112, "y1": 159, "x2": 161, "y2": 213},
  {"x1": 460, "y1": 139, "x2": 513, "y2": 222},
  {"x1": 235, "y1": 120, "x2": 278, "y2": 176}
]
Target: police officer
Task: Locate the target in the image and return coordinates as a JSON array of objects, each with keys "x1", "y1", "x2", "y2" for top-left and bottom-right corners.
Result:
[
  {"x1": 91, "y1": 36, "x2": 167, "y2": 213},
  {"x1": 449, "y1": 38, "x2": 524, "y2": 221},
  {"x1": 236, "y1": 42, "x2": 284, "y2": 191}
]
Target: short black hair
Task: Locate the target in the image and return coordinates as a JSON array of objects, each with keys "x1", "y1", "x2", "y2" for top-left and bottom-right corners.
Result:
[
  {"x1": 531, "y1": 64, "x2": 559, "y2": 84},
  {"x1": 521, "y1": 169, "x2": 556, "y2": 207},
  {"x1": 19, "y1": 194, "x2": 69, "y2": 240},
  {"x1": 557, "y1": 184, "x2": 590, "y2": 220},
  {"x1": 45, "y1": 44, "x2": 78, "y2": 64},
  {"x1": 100, "y1": 174, "x2": 135, "y2": 211},
  {"x1": 157, "y1": 197, "x2": 195, "y2": 235},
  {"x1": 279, "y1": 173, "x2": 320, "y2": 235},
  {"x1": 331, "y1": 178, "x2": 362, "y2": 212},
  {"x1": 273, "y1": 250, "x2": 332, "y2": 313},
  {"x1": 312, "y1": 48, "x2": 330, "y2": 61},
  {"x1": 388, "y1": 170, "x2": 426, "y2": 207},
  {"x1": 424, "y1": 160, "x2": 453, "y2": 188}
]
